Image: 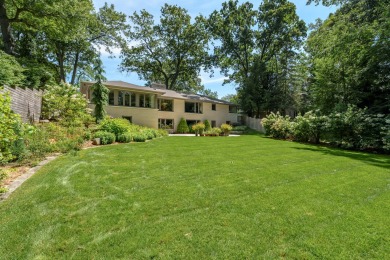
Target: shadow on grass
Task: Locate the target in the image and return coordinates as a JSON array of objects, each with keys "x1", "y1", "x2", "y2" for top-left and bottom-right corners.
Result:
[{"x1": 293, "y1": 145, "x2": 390, "y2": 170}]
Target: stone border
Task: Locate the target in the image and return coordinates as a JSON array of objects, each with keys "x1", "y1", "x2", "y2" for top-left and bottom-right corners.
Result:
[{"x1": 0, "y1": 154, "x2": 61, "y2": 202}]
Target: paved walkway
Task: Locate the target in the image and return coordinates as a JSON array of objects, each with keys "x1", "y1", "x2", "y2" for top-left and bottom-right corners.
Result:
[{"x1": 0, "y1": 154, "x2": 60, "y2": 202}]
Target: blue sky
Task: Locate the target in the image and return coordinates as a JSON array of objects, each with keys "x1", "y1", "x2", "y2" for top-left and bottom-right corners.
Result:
[{"x1": 92, "y1": 0, "x2": 336, "y2": 98}]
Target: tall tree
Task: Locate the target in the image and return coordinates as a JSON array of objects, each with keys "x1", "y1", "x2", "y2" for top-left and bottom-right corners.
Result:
[
  {"x1": 209, "y1": 0, "x2": 306, "y2": 117},
  {"x1": 306, "y1": 0, "x2": 390, "y2": 113},
  {"x1": 91, "y1": 59, "x2": 109, "y2": 123},
  {"x1": 120, "y1": 4, "x2": 210, "y2": 92}
]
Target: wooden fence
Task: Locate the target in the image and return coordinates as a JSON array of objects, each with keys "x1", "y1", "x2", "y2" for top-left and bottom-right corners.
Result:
[{"x1": 1, "y1": 86, "x2": 43, "y2": 123}]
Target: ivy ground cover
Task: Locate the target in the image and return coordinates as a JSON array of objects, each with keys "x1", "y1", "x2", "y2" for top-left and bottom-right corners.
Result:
[{"x1": 1, "y1": 135, "x2": 389, "y2": 259}]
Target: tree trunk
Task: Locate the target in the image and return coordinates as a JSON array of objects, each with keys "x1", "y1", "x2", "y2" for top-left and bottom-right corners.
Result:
[
  {"x1": 70, "y1": 51, "x2": 80, "y2": 85},
  {"x1": 0, "y1": 0, "x2": 14, "y2": 55},
  {"x1": 56, "y1": 43, "x2": 66, "y2": 83}
]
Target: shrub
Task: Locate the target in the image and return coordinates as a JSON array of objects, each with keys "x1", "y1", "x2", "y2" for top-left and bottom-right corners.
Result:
[
  {"x1": 192, "y1": 122, "x2": 205, "y2": 136},
  {"x1": 232, "y1": 125, "x2": 248, "y2": 131},
  {"x1": 99, "y1": 118, "x2": 131, "y2": 138},
  {"x1": 292, "y1": 111, "x2": 327, "y2": 143},
  {"x1": 0, "y1": 91, "x2": 23, "y2": 164},
  {"x1": 220, "y1": 123, "x2": 233, "y2": 135},
  {"x1": 261, "y1": 112, "x2": 292, "y2": 139},
  {"x1": 156, "y1": 129, "x2": 169, "y2": 137},
  {"x1": 177, "y1": 118, "x2": 189, "y2": 133},
  {"x1": 141, "y1": 129, "x2": 156, "y2": 140},
  {"x1": 117, "y1": 132, "x2": 134, "y2": 143},
  {"x1": 204, "y1": 120, "x2": 211, "y2": 132},
  {"x1": 41, "y1": 82, "x2": 90, "y2": 126},
  {"x1": 206, "y1": 127, "x2": 222, "y2": 136},
  {"x1": 133, "y1": 133, "x2": 147, "y2": 142},
  {"x1": 94, "y1": 131, "x2": 116, "y2": 145},
  {"x1": 0, "y1": 168, "x2": 7, "y2": 194}
]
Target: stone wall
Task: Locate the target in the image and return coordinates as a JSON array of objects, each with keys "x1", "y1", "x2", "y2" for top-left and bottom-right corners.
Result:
[{"x1": 1, "y1": 86, "x2": 43, "y2": 123}]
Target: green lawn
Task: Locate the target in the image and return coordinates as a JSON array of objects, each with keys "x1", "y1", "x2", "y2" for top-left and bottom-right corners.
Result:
[{"x1": 1, "y1": 135, "x2": 389, "y2": 259}]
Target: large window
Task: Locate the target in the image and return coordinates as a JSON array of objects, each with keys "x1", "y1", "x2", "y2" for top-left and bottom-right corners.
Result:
[
  {"x1": 185, "y1": 102, "x2": 202, "y2": 113},
  {"x1": 118, "y1": 91, "x2": 124, "y2": 106},
  {"x1": 212, "y1": 104, "x2": 216, "y2": 111},
  {"x1": 158, "y1": 119, "x2": 174, "y2": 129},
  {"x1": 229, "y1": 105, "x2": 237, "y2": 113},
  {"x1": 108, "y1": 91, "x2": 114, "y2": 105},
  {"x1": 158, "y1": 99, "x2": 173, "y2": 111},
  {"x1": 140, "y1": 94, "x2": 153, "y2": 108},
  {"x1": 124, "y1": 92, "x2": 135, "y2": 107}
]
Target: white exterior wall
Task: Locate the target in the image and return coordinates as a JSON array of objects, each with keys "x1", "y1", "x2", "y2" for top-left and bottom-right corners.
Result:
[{"x1": 88, "y1": 104, "x2": 159, "y2": 129}]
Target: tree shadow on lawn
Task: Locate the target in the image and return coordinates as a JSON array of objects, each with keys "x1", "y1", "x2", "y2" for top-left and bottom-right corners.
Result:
[{"x1": 293, "y1": 145, "x2": 390, "y2": 170}]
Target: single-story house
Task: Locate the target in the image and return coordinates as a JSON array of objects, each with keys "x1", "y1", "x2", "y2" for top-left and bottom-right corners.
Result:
[{"x1": 80, "y1": 81, "x2": 239, "y2": 132}]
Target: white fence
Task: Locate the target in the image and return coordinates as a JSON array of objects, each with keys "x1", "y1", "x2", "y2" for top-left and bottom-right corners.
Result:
[{"x1": 244, "y1": 116, "x2": 264, "y2": 133}]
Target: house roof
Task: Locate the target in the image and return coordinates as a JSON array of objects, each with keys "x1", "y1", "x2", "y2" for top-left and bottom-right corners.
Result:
[{"x1": 81, "y1": 80, "x2": 235, "y2": 105}]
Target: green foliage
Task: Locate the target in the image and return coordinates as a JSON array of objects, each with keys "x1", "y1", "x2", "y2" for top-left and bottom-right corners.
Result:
[
  {"x1": 192, "y1": 122, "x2": 206, "y2": 135},
  {"x1": 91, "y1": 61, "x2": 109, "y2": 123},
  {"x1": 41, "y1": 82, "x2": 90, "y2": 126},
  {"x1": 94, "y1": 131, "x2": 116, "y2": 145},
  {"x1": 261, "y1": 112, "x2": 292, "y2": 139},
  {"x1": 263, "y1": 107, "x2": 390, "y2": 152},
  {"x1": 206, "y1": 127, "x2": 222, "y2": 136},
  {"x1": 306, "y1": 0, "x2": 390, "y2": 114},
  {"x1": 156, "y1": 129, "x2": 169, "y2": 137},
  {"x1": 117, "y1": 133, "x2": 134, "y2": 143},
  {"x1": 292, "y1": 111, "x2": 327, "y2": 143},
  {"x1": 141, "y1": 129, "x2": 157, "y2": 140},
  {"x1": 204, "y1": 120, "x2": 211, "y2": 132},
  {"x1": 0, "y1": 168, "x2": 7, "y2": 193},
  {"x1": 177, "y1": 118, "x2": 189, "y2": 133},
  {"x1": 0, "y1": 51, "x2": 24, "y2": 86},
  {"x1": 232, "y1": 125, "x2": 248, "y2": 131},
  {"x1": 209, "y1": 0, "x2": 307, "y2": 116},
  {"x1": 121, "y1": 4, "x2": 209, "y2": 91},
  {"x1": 0, "y1": 91, "x2": 22, "y2": 164},
  {"x1": 220, "y1": 123, "x2": 233, "y2": 134},
  {"x1": 132, "y1": 133, "x2": 147, "y2": 142},
  {"x1": 98, "y1": 118, "x2": 132, "y2": 138}
]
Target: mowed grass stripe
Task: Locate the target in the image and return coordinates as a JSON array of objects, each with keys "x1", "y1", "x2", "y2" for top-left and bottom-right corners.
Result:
[{"x1": 0, "y1": 135, "x2": 389, "y2": 259}]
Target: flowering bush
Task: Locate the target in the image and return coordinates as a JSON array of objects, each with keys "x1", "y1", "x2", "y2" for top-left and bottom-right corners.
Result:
[
  {"x1": 261, "y1": 112, "x2": 292, "y2": 139},
  {"x1": 41, "y1": 82, "x2": 91, "y2": 126}
]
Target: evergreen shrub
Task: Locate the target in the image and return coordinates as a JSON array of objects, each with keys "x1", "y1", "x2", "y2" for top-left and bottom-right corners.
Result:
[{"x1": 177, "y1": 118, "x2": 189, "y2": 133}]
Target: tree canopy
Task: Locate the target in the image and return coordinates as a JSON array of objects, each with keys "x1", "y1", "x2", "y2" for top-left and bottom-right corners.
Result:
[{"x1": 120, "y1": 4, "x2": 210, "y2": 92}]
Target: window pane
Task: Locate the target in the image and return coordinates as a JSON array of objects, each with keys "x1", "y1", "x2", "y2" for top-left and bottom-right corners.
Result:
[
  {"x1": 159, "y1": 99, "x2": 173, "y2": 111},
  {"x1": 140, "y1": 94, "x2": 145, "y2": 107},
  {"x1": 212, "y1": 104, "x2": 216, "y2": 111},
  {"x1": 145, "y1": 94, "x2": 151, "y2": 108},
  {"x1": 125, "y1": 93, "x2": 130, "y2": 106},
  {"x1": 229, "y1": 105, "x2": 237, "y2": 113},
  {"x1": 118, "y1": 91, "x2": 124, "y2": 106},
  {"x1": 108, "y1": 91, "x2": 114, "y2": 105},
  {"x1": 131, "y1": 93, "x2": 136, "y2": 106}
]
